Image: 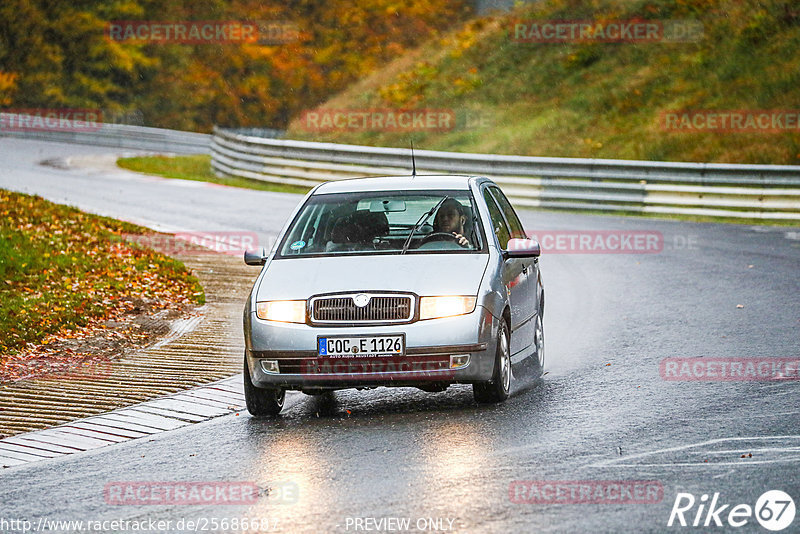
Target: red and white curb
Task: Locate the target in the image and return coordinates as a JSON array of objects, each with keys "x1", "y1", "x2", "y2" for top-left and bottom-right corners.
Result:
[{"x1": 0, "y1": 375, "x2": 246, "y2": 468}]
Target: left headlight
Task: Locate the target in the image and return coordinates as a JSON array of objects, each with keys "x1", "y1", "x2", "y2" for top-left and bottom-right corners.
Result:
[
  {"x1": 419, "y1": 296, "x2": 477, "y2": 320},
  {"x1": 256, "y1": 300, "x2": 306, "y2": 323}
]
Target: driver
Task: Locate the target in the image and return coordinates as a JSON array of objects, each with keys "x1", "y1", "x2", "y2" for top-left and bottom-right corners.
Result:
[{"x1": 432, "y1": 198, "x2": 470, "y2": 247}]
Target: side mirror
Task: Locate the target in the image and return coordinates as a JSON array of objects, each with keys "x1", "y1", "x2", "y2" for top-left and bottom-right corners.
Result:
[
  {"x1": 505, "y1": 238, "x2": 541, "y2": 258},
  {"x1": 244, "y1": 247, "x2": 267, "y2": 266}
]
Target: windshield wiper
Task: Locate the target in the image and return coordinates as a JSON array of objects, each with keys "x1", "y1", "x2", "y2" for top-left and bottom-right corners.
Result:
[{"x1": 401, "y1": 196, "x2": 449, "y2": 254}]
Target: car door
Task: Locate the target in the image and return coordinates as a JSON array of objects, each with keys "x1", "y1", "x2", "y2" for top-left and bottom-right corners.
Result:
[
  {"x1": 488, "y1": 186, "x2": 540, "y2": 357},
  {"x1": 482, "y1": 187, "x2": 533, "y2": 357}
]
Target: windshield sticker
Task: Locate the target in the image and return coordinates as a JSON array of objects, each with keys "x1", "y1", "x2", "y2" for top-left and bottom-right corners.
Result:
[{"x1": 290, "y1": 240, "x2": 306, "y2": 250}]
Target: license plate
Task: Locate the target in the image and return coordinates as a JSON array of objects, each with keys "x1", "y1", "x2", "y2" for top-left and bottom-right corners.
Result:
[{"x1": 317, "y1": 334, "x2": 405, "y2": 358}]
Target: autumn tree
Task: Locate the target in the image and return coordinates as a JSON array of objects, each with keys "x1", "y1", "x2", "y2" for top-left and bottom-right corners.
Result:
[{"x1": 0, "y1": 0, "x2": 471, "y2": 131}]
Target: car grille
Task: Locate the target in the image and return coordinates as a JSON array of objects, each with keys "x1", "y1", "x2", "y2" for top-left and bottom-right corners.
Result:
[{"x1": 310, "y1": 293, "x2": 414, "y2": 324}]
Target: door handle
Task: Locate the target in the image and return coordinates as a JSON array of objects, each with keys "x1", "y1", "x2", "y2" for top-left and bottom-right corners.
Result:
[{"x1": 522, "y1": 265, "x2": 528, "y2": 275}]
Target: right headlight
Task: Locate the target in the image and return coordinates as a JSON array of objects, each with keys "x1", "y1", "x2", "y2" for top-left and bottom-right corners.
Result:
[
  {"x1": 255, "y1": 300, "x2": 306, "y2": 323},
  {"x1": 419, "y1": 296, "x2": 477, "y2": 320}
]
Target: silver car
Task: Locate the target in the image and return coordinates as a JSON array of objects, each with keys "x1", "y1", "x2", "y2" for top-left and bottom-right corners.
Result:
[{"x1": 243, "y1": 175, "x2": 544, "y2": 415}]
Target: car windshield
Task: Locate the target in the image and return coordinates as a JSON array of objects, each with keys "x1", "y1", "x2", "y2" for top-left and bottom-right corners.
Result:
[{"x1": 276, "y1": 190, "x2": 484, "y2": 257}]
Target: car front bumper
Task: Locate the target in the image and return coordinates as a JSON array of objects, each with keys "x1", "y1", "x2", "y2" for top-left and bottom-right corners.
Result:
[{"x1": 245, "y1": 305, "x2": 499, "y2": 390}]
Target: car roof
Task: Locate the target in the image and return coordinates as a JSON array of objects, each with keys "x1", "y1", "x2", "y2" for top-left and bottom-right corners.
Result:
[{"x1": 313, "y1": 175, "x2": 489, "y2": 194}]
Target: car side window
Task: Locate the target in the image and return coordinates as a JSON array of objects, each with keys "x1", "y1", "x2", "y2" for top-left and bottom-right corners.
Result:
[
  {"x1": 483, "y1": 189, "x2": 511, "y2": 248},
  {"x1": 489, "y1": 186, "x2": 526, "y2": 239}
]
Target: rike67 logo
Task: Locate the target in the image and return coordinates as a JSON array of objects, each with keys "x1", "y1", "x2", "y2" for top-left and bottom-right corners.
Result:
[{"x1": 668, "y1": 490, "x2": 795, "y2": 531}]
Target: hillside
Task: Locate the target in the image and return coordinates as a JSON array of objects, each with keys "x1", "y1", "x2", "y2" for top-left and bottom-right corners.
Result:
[{"x1": 286, "y1": 0, "x2": 800, "y2": 164}]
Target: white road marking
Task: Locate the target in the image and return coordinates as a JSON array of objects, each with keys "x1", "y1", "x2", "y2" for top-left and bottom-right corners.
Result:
[
  {"x1": 590, "y1": 436, "x2": 800, "y2": 468},
  {"x1": 144, "y1": 398, "x2": 228, "y2": 418},
  {"x1": 4, "y1": 436, "x2": 83, "y2": 454},
  {"x1": 66, "y1": 421, "x2": 150, "y2": 438},
  {"x1": 0, "y1": 443, "x2": 60, "y2": 459},
  {"x1": 54, "y1": 427, "x2": 130, "y2": 443},
  {"x1": 83, "y1": 417, "x2": 160, "y2": 435},
  {"x1": 0, "y1": 453, "x2": 34, "y2": 466},
  {"x1": 94, "y1": 412, "x2": 187, "y2": 431},
  {"x1": 127, "y1": 405, "x2": 207, "y2": 422}
]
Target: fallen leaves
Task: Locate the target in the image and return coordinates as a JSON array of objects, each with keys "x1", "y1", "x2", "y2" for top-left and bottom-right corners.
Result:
[{"x1": 0, "y1": 189, "x2": 205, "y2": 382}]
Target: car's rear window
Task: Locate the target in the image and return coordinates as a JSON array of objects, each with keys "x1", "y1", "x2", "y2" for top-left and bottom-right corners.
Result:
[{"x1": 276, "y1": 190, "x2": 486, "y2": 258}]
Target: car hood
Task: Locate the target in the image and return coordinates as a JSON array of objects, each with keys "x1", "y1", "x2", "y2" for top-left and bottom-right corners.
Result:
[{"x1": 256, "y1": 254, "x2": 490, "y2": 300}]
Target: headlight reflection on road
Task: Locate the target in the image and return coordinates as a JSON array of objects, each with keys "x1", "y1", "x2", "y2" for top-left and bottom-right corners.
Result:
[
  {"x1": 415, "y1": 420, "x2": 496, "y2": 496},
  {"x1": 244, "y1": 433, "x2": 327, "y2": 521}
]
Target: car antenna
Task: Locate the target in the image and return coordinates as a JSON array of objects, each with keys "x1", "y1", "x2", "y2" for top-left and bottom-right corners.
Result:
[{"x1": 410, "y1": 138, "x2": 416, "y2": 179}]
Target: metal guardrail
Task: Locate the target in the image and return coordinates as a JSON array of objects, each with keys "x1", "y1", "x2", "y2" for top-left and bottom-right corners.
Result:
[
  {"x1": 211, "y1": 127, "x2": 800, "y2": 220},
  {"x1": 3, "y1": 113, "x2": 797, "y2": 220},
  {"x1": 0, "y1": 113, "x2": 210, "y2": 154}
]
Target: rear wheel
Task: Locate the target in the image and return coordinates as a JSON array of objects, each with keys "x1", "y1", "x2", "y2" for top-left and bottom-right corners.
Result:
[
  {"x1": 244, "y1": 356, "x2": 285, "y2": 416},
  {"x1": 473, "y1": 320, "x2": 511, "y2": 404}
]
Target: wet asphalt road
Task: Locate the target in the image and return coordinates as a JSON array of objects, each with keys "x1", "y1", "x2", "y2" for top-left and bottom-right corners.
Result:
[{"x1": 1, "y1": 138, "x2": 799, "y2": 533}]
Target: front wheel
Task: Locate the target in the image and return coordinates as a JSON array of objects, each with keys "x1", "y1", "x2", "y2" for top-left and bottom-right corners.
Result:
[
  {"x1": 473, "y1": 320, "x2": 511, "y2": 404},
  {"x1": 244, "y1": 356, "x2": 285, "y2": 416},
  {"x1": 534, "y1": 312, "x2": 545, "y2": 373}
]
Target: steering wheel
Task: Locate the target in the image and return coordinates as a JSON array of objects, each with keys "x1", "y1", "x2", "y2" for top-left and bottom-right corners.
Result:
[{"x1": 418, "y1": 232, "x2": 462, "y2": 246}]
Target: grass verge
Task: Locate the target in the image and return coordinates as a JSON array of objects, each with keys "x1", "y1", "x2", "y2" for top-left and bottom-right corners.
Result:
[
  {"x1": 286, "y1": 0, "x2": 800, "y2": 165},
  {"x1": 0, "y1": 189, "x2": 205, "y2": 361},
  {"x1": 117, "y1": 154, "x2": 312, "y2": 195}
]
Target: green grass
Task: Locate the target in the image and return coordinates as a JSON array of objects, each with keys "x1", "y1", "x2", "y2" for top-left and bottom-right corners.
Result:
[
  {"x1": 117, "y1": 154, "x2": 312, "y2": 195},
  {"x1": 0, "y1": 190, "x2": 205, "y2": 355},
  {"x1": 286, "y1": 0, "x2": 800, "y2": 166}
]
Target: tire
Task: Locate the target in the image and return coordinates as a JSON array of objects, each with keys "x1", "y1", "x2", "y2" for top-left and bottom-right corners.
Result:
[
  {"x1": 244, "y1": 356, "x2": 285, "y2": 416},
  {"x1": 534, "y1": 311, "x2": 545, "y2": 373},
  {"x1": 473, "y1": 320, "x2": 511, "y2": 404}
]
